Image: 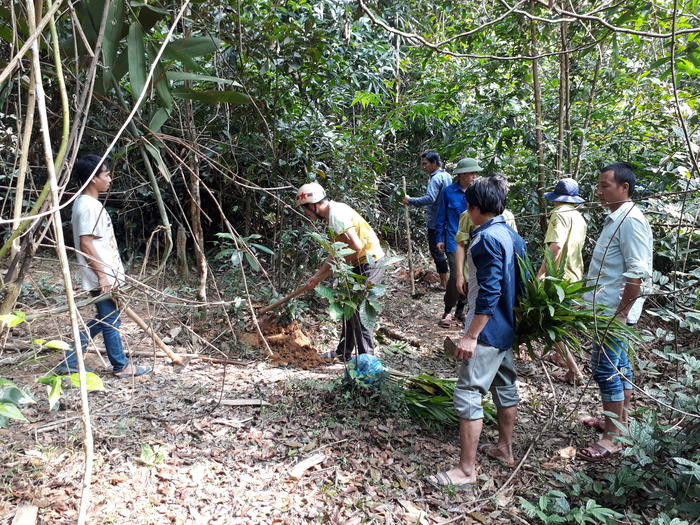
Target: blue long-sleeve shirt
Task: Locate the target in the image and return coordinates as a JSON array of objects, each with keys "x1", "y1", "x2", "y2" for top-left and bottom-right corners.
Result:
[
  {"x1": 464, "y1": 216, "x2": 527, "y2": 351},
  {"x1": 434, "y1": 182, "x2": 467, "y2": 253},
  {"x1": 408, "y1": 168, "x2": 452, "y2": 229}
]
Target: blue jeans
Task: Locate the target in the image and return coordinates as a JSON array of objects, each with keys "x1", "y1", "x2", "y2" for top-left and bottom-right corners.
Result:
[
  {"x1": 64, "y1": 295, "x2": 128, "y2": 372},
  {"x1": 591, "y1": 337, "x2": 633, "y2": 402}
]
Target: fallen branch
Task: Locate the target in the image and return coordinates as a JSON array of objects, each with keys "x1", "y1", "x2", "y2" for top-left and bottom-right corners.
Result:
[
  {"x1": 377, "y1": 326, "x2": 420, "y2": 347},
  {"x1": 289, "y1": 453, "x2": 326, "y2": 480},
  {"x1": 219, "y1": 399, "x2": 270, "y2": 407},
  {"x1": 125, "y1": 351, "x2": 247, "y2": 366}
]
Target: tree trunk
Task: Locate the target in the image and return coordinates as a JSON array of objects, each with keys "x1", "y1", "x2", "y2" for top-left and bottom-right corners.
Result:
[
  {"x1": 530, "y1": 1, "x2": 547, "y2": 233},
  {"x1": 573, "y1": 51, "x2": 602, "y2": 180},
  {"x1": 11, "y1": 69, "x2": 36, "y2": 259},
  {"x1": 176, "y1": 224, "x2": 189, "y2": 278},
  {"x1": 556, "y1": 17, "x2": 569, "y2": 178},
  {"x1": 183, "y1": 11, "x2": 207, "y2": 304},
  {"x1": 189, "y1": 163, "x2": 207, "y2": 304}
]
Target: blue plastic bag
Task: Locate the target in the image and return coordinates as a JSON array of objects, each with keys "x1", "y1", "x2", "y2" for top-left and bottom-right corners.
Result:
[{"x1": 345, "y1": 354, "x2": 387, "y2": 386}]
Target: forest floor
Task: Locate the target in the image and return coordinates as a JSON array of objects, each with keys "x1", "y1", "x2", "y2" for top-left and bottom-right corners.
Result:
[{"x1": 0, "y1": 259, "x2": 669, "y2": 524}]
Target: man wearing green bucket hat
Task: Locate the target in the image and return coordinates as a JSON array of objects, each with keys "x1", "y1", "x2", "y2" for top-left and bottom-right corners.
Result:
[{"x1": 434, "y1": 158, "x2": 483, "y2": 327}]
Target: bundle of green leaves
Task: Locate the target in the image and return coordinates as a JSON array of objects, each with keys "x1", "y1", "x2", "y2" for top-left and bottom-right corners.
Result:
[
  {"x1": 516, "y1": 252, "x2": 641, "y2": 359},
  {"x1": 387, "y1": 371, "x2": 496, "y2": 427}
]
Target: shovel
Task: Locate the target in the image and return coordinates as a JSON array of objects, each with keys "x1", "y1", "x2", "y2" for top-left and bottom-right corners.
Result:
[
  {"x1": 257, "y1": 284, "x2": 308, "y2": 315},
  {"x1": 443, "y1": 336, "x2": 456, "y2": 358},
  {"x1": 113, "y1": 292, "x2": 191, "y2": 372}
]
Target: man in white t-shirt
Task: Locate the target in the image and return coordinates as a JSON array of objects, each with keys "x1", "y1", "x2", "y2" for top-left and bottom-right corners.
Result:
[{"x1": 57, "y1": 155, "x2": 150, "y2": 378}]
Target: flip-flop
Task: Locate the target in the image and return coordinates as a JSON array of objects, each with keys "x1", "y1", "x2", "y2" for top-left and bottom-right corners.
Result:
[
  {"x1": 478, "y1": 443, "x2": 516, "y2": 467},
  {"x1": 424, "y1": 471, "x2": 473, "y2": 489},
  {"x1": 113, "y1": 365, "x2": 152, "y2": 378},
  {"x1": 579, "y1": 417, "x2": 605, "y2": 432},
  {"x1": 438, "y1": 315, "x2": 453, "y2": 328},
  {"x1": 576, "y1": 442, "x2": 618, "y2": 463}
]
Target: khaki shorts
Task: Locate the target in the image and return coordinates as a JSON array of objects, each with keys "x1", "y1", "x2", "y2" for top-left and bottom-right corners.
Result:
[{"x1": 453, "y1": 343, "x2": 520, "y2": 420}]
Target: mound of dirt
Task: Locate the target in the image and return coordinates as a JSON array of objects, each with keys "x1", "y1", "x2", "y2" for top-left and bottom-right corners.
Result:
[
  {"x1": 240, "y1": 318, "x2": 326, "y2": 369},
  {"x1": 397, "y1": 268, "x2": 440, "y2": 284}
]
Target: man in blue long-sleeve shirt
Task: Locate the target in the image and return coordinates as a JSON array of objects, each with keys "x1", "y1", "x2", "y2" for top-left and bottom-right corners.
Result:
[
  {"x1": 434, "y1": 158, "x2": 483, "y2": 326},
  {"x1": 426, "y1": 174, "x2": 527, "y2": 489},
  {"x1": 403, "y1": 150, "x2": 452, "y2": 289}
]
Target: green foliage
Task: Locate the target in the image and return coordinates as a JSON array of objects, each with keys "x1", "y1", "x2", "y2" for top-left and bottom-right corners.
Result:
[
  {"x1": 37, "y1": 375, "x2": 63, "y2": 411},
  {"x1": 37, "y1": 372, "x2": 106, "y2": 411},
  {"x1": 307, "y1": 231, "x2": 398, "y2": 332},
  {"x1": 521, "y1": 347, "x2": 700, "y2": 523},
  {"x1": 516, "y1": 252, "x2": 641, "y2": 358},
  {"x1": 139, "y1": 443, "x2": 166, "y2": 467},
  {"x1": 215, "y1": 233, "x2": 274, "y2": 273},
  {"x1": 387, "y1": 371, "x2": 496, "y2": 428},
  {"x1": 519, "y1": 491, "x2": 623, "y2": 524},
  {"x1": 0, "y1": 378, "x2": 34, "y2": 428},
  {"x1": 0, "y1": 311, "x2": 26, "y2": 329},
  {"x1": 41, "y1": 340, "x2": 72, "y2": 351}
]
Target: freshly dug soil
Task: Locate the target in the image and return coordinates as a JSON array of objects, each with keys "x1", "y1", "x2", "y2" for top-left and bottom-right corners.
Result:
[{"x1": 240, "y1": 317, "x2": 326, "y2": 369}]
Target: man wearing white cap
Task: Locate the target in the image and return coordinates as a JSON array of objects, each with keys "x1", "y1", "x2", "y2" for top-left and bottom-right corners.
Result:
[{"x1": 296, "y1": 182, "x2": 385, "y2": 361}]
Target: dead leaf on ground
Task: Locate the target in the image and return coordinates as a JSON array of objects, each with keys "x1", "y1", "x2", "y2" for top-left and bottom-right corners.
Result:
[{"x1": 558, "y1": 446, "x2": 577, "y2": 459}]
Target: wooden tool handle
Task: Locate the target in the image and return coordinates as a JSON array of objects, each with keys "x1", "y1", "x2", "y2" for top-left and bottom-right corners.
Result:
[
  {"x1": 258, "y1": 285, "x2": 308, "y2": 315},
  {"x1": 122, "y1": 306, "x2": 184, "y2": 365},
  {"x1": 402, "y1": 176, "x2": 416, "y2": 296}
]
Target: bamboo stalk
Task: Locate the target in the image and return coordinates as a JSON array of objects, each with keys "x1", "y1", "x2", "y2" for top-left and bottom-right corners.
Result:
[
  {"x1": 26, "y1": 1, "x2": 94, "y2": 522},
  {"x1": 0, "y1": 0, "x2": 63, "y2": 84},
  {"x1": 529, "y1": 0, "x2": 547, "y2": 233},
  {"x1": 11, "y1": 68, "x2": 36, "y2": 259},
  {"x1": 402, "y1": 176, "x2": 415, "y2": 296}
]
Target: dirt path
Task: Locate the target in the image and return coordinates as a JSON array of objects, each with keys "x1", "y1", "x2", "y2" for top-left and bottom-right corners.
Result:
[{"x1": 0, "y1": 263, "x2": 633, "y2": 524}]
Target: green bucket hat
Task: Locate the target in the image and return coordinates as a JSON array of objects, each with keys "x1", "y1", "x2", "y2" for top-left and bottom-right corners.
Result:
[{"x1": 453, "y1": 157, "x2": 483, "y2": 175}]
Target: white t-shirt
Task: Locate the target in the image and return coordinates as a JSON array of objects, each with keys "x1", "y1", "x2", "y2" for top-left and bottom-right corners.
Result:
[{"x1": 72, "y1": 194, "x2": 125, "y2": 291}]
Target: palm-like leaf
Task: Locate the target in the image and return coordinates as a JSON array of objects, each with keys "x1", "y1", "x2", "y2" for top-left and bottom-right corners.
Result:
[{"x1": 516, "y1": 252, "x2": 641, "y2": 360}]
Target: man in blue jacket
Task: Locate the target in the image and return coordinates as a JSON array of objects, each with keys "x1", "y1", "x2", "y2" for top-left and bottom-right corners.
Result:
[
  {"x1": 434, "y1": 158, "x2": 483, "y2": 326},
  {"x1": 426, "y1": 175, "x2": 527, "y2": 488},
  {"x1": 403, "y1": 150, "x2": 453, "y2": 289}
]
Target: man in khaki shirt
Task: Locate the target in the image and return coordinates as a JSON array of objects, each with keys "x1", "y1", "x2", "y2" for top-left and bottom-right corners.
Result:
[
  {"x1": 455, "y1": 174, "x2": 517, "y2": 301},
  {"x1": 537, "y1": 178, "x2": 587, "y2": 383}
]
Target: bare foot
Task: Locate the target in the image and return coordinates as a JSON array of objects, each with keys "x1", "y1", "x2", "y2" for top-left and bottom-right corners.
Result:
[
  {"x1": 478, "y1": 443, "x2": 515, "y2": 466},
  {"x1": 425, "y1": 467, "x2": 476, "y2": 488},
  {"x1": 597, "y1": 437, "x2": 621, "y2": 453},
  {"x1": 579, "y1": 416, "x2": 605, "y2": 432}
]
